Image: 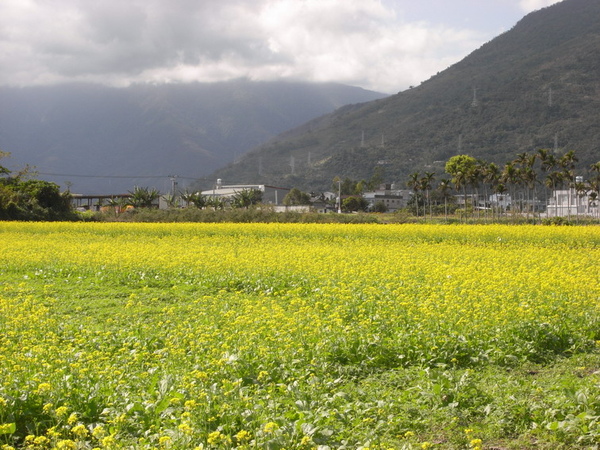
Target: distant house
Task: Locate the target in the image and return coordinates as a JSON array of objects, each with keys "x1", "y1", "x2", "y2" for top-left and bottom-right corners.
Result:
[
  {"x1": 489, "y1": 193, "x2": 511, "y2": 210},
  {"x1": 454, "y1": 193, "x2": 486, "y2": 209},
  {"x1": 363, "y1": 184, "x2": 411, "y2": 212},
  {"x1": 546, "y1": 188, "x2": 598, "y2": 217}
]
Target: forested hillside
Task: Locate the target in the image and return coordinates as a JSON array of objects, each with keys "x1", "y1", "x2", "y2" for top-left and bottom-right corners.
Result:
[{"x1": 206, "y1": 0, "x2": 600, "y2": 191}]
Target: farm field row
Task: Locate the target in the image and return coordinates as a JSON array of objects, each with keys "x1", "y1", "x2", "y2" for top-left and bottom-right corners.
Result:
[{"x1": 0, "y1": 222, "x2": 599, "y2": 449}]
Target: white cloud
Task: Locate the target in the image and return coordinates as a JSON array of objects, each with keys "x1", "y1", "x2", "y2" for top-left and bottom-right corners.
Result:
[
  {"x1": 0, "y1": 0, "x2": 501, "y2": 92},
  {"x1": 518, "y1": 0, "x2": 563, "y2": 13}
]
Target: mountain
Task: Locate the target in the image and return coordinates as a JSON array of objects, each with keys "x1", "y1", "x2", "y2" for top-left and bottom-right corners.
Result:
[
  {"x1": 206, "y1": 0, "x2": 600, "y2": 192},
  {"x1": 0, "y1": 80, "x2": 387, "y2": 194}
]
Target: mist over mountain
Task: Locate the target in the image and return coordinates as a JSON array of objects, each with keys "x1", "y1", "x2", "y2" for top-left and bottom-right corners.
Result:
[
  {"x1": 0, "y1": 80, "x2": 386, "y2": 194},
  {"x1": 206, "y1": 0, "x2": 600, "y2": 192}
]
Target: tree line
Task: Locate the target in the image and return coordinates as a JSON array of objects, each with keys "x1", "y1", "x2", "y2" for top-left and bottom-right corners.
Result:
[
  {"x1": 0, "y1": 152, "x2": 74, "y2": 220},
  {"x1": 409, "y1": 149, "x2": 600, "y2": 221},
  {"x1": 327, "y1": 149, "x2": 600, "y2": 219}
]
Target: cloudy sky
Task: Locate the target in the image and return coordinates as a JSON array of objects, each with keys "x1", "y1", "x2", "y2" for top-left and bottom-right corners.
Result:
[{"x1": 0, "y1": 0, "x2": 563, "y2": 93}]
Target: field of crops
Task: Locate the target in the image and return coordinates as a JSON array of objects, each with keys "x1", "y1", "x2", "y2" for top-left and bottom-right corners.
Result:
[{"x1": 0, "y1": 222, "x2": 599, "y2": 449}]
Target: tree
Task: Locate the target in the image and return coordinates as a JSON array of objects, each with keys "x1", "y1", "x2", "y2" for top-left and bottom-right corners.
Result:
[
  {"x1": 545, "y1": 171, "x2": 564, "y2": 217},
  {"x1": 3, "y1": 179, "x2": 73, "y2": 220},
  {"x1": 406, "y1": 190, "x2": 425, "y2": 217},
  {"x1": 0, "y1": 152, "x2": 75, "y2": 220},
  {"x1": 421, "y1": 172, "x2": 435, "y2": 218},
  {"x1": 500, "y1": 162, "x2": 520, "y2": 218},
  {"x1": 482, "y1": 162, "x2": 500, "y2": 221},
  {"x1": 494, "y1": 183, "x2": 508, "y2": 218},
  {"x1": 231, "y1": 189, "x2": 262, "y2": 209},
  {"x1": 512, "y1": 152, "x2": 537, "y2": 220},
  {"x1": 181, "y1": 190, "x2": 207, "y2": 209},
  {"x1": 589, "y1": 162, "x2": 600, "y2": 220},
  {"x1": 589, "y1": 191, "x2": 599, "y2": 220},
  {"x1": 21, "y1": 180, "x2": 71, "y2": 212},
  {"x1": 342, "y1": 196, "x2": 368, "y2": 212},
  {"x1": 354, "y1": 180, "x2": 368, "y2": 195},
  {"x1": 407, "y1": 172, "x2": 421, "y2": 217},
  {"x1": 445, "y1": 155, "x2": 477, "y2": 220},
  {"x1": 559, "y1": 150, "x2": 578, "y2": 219},
  {"x1": 0, "y1": 151, "x2": 10, "y2": 177},
  {"x1": 371, "y1": 200, "x2": 388, "y2": 213},
  {"x1": 207, "y1": 196, "x2": 227, "y2": 210},
  {"x1": 368, "y1": 166, "x2": 385, "y2": 190},
  {"x1": 128, "y1": 186, "x2": 160, "y2": 208},
  {"x1": 574, "y1": 181, "x2": 587, "y2": 222},
  {"x1": 163, "y1": 193, "x2": 179, "y2": 208},
  {"x1": 106, "y1": 196, "x2": 128, "y2": 217},
  {"x1": 332, "y1": 177, "x2": 360, "y2": 196},
  {"x1": 537, "y1": 149, "x2": 558, "y2": 214},
  {"x1": 437, "y1": 178, "x2": 452, "y2": 222},
  {"x1": 283, "y1": 188, "x2": 311, "y2": 206}
]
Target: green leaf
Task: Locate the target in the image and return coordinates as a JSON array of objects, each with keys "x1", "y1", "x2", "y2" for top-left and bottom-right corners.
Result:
[{"x1": 0, "y1": 423, "x2": 16, "y2": 435}]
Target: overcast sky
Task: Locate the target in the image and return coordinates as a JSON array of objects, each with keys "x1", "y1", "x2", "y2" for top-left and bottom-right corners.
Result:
[{"x1": 0, "y1": 0, "x2": 563, "y2": 94}]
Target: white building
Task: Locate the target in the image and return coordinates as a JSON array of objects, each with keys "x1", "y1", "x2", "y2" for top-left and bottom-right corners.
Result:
[
  {"x1": 489, "y1": 193, "x2": 511, "y2": 210},
  {"x1": 546, "y1": 188, "x2": 598, "y2": 217},
  {"x1": 201, "y1": 179, "x2": 290, "y2": 204}
]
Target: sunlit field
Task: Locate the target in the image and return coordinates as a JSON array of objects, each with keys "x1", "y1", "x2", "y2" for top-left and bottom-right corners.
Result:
[{"x1": 0, "y1": 222, "x2": 599, "y2": 449}]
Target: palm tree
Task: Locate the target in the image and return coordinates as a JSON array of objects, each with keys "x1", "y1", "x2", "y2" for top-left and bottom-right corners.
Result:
[
  {"x1": 106, "y1": 196, "x2": 128, "y2": 217},
  {"x1": 500, "y1": 162, "x2": 520, "y2": 220},
  {"x1": 445, "y1": 155, "x2": 476, "y2": 221},
  {"x1": 407, "y1": 172, "x2": 421, "y2": 217},
  {"x1": 180, "y1": 190, "x2": 196, "y2": 208},
  {"x1": 207, "y1": 196, "x2": 227, "y2": 210},
  {"x1": 483, "y1": 162, "x2": 500, "y2": 221},
  {"x1": 127, "y1": 186, "x2": 160, "y2": 208},
  {"x1": 231, "y1": 189, "x2": 262, "y2": 209},
  {"x1": 587, "y1": 161, "x2": 600, "y2": 220},
  {"x1": 517, "y1": 153, "x2": 538, "y2": 221},
  {"x1": 163, "y1": 193, "x2": 178, "y2": 209},
  {"x1": 421, "y1": 172, "x2": 435, "y2": 218},
  {"x1": 559, "y1": 150, "x2": 578, "y2": 219},
  {"x1": 437, "y1": 178, "x2": 452, "y2": 222},
  {"x1": 574, "y1": 181, "x2": 587, "y2": 223},
  {"x1": 545, "y1": 171, "x2": 563, "y2": 217},
  {"x1": 521, "y1": 166, "x2": 537, "y2": 221},
  {"x1": 537, "y1": 149, "x2": 557, "y2": 217},
  {"x1": 181, "y1": 191, "x2": 207, "y2": 209},
  {"x1": 468, "y1": 163, "x2": 484, "y2": 219},
  {"x1": 589, "y1": 191, "x2": 599, "y2": 220},
  {"x1": 494, "y1": 183, "x2": 508, "y2": 219}
]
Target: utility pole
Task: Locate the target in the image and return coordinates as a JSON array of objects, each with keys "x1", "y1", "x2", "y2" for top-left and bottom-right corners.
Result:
[
  {"x1": 169, "y1": 175, "x2": 178, "y2": 197},
  {"x1": 337, "y1": 179, "x2": 342, "y2": 214}
]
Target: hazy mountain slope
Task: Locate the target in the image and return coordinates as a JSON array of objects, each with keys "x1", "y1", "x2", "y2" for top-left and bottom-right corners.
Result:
[
  {"x1": 207, "y1": 0, "x2": 600, "y2": 191},
  {"x1": 0, "y1": 80, "x2": 386, "y2": 193}
]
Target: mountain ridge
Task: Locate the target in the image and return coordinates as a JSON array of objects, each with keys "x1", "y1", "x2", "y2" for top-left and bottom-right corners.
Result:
[
  {"x1": 0, "y1": 80, "x2": 386, "y2": 194},
  {"x1": 206, "y1": 0, "x2": 600, "y2": 192}
]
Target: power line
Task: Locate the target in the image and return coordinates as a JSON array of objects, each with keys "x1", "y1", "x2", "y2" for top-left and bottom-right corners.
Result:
[{"x1": 36, "y1": 171, "x2": 207, "y2": 181}]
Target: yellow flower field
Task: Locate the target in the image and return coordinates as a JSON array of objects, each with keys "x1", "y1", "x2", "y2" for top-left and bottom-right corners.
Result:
[{"x1": 0, "y1": 222, "x2": 598, "y2": 449}]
